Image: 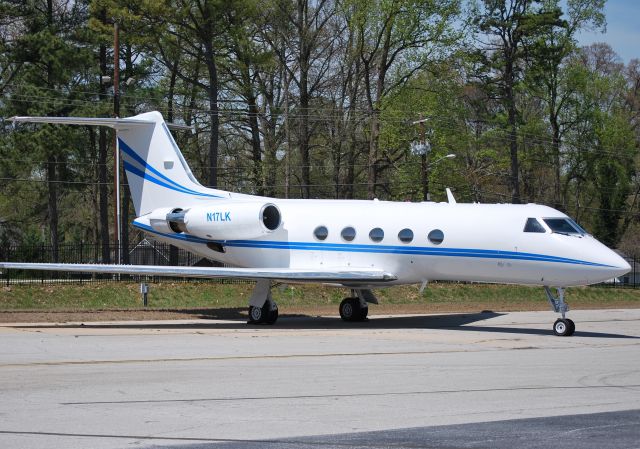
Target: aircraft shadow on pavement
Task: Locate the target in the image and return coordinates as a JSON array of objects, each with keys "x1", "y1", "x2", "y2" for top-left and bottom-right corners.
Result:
[
  {"x1": 13, "y1": 310, "x2": 639, "y2": 339},
  {"x1": 3, "y1": 408, "x2": 639, "y2": 449}
]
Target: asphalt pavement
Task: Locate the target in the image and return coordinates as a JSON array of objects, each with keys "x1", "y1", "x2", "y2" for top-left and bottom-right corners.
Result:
[{"x1": 0, "y1": 309, "x2": 639, "y2": 449}]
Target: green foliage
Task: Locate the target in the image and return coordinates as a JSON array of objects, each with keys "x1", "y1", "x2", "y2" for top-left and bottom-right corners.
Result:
[{"x1": 0, "y1": 0, "x2": 637, "y2": 255}]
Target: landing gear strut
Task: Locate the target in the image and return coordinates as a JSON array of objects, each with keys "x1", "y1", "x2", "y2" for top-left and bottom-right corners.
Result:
[
  {"x1": 247, "y1": 279, "x2": 278, "y2": 325},
  {"x1": 544, "y1": 287, "x2": 575, "y2": 336},
  {"x1": 339, "y1": 289, "x2": 377, "y2": 322}
]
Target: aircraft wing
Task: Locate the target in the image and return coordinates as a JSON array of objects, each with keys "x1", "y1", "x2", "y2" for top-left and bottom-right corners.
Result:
[{"x1": 0, "y1": 263, "x2": 396, "y2": 283}]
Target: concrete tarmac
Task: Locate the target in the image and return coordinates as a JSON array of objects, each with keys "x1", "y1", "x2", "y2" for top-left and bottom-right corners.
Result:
[{"x1": 0, "y1": 309, "x2": 639, "y2": 449}]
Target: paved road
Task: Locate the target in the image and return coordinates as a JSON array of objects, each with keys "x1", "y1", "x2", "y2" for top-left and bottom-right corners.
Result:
[{"x1": 0, "y1": 309, "x2": 639, "y2": 449}]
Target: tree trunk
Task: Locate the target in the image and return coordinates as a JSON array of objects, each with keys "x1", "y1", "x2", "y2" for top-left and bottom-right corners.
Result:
[
  {"x1": 98, "y1": 21, "x2": 110, "y2": 263},
  {"x1": 204, "y1": 43, "x2": 219, "y2": 188},
  {"x1": 98, "y1": 127, "x2": 110, "y2": 263},
  {"x1": 89, "y1": 128, "x2": 100, "y2": 245},
  {"x1": 167, "y1": 57, "x2": 180, "y2": 266},
  {"x1": 246, "y1": 87, "x2": 263, "y2": 195},
  {"x1": 120, "y1": 44, "x2": 133, "y2": 264},
  {"x1": 298, "y1": 0, "x2": 311, "y2": 199},
  {"x1": 46, "y1": 155, "x2": 59, "y2": 262},
  {"x1": 505, "y1": 61, "x2": 520, "y2": 204},
  {"x1": 549, "y1": 88, "x2": 562, "y2": 209},
  {"x1": 44, "y1": 0, "x2": 59, "y2": 261},
  {"x1": 367, "y1": 110, "x2": 379, "y2": 199}
]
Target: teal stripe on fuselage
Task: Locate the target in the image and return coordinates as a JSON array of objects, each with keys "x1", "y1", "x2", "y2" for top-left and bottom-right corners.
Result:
[{"x1": 132, "y1": 221, "x2": 612, "y2": 268}]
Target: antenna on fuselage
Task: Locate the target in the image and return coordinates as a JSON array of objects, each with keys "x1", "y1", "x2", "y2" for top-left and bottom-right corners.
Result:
[{"x1": 446, "y1": 188, "x2": 457, "y2": 204}]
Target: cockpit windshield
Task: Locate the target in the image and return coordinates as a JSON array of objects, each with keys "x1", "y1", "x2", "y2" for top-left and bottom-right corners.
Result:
[
  {"x1": 567, "y1": 218, "x2": 587, "y2": 234},
  {"x1": 543, "y1": 218, "x2": 584, "y2": 235}
]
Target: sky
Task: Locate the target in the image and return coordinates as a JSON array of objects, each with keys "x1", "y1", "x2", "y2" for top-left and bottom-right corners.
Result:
[{"x1": 574, "y1": 0, "x2": 640, "y2": 63}]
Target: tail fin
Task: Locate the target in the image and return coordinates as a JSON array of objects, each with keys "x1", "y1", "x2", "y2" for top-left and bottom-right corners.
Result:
[
  {"x1": 117, "y1": 111, "x2": 229, "y2": 215},
  {"x1": 11, "y1": 111, "x2": 232, "y2": 216}
]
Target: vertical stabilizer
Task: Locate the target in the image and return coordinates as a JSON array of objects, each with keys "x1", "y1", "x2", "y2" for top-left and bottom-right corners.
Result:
[
  {"x1": 12, "y1": 111, "x2": 235, "y2": 216},
  {"x1": 117, "y1": 111, "x2": 230, "y2": 215}
]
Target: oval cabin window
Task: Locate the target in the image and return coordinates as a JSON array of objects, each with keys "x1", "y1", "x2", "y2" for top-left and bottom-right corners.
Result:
[
  {"x1": 428, "y1": 229, "x2": 444, "y2": 245},
  {"x1": 398, "y1": 228, "x2": 414, "y2": 243},
  {"x1": 314, "y1": 226, "x2": 328, "y2": 241},
  {"x1": 341, "y1": 226, "x2": 356, "y2": 242},
  {"x1": 369, "y1": 228, "x2": 384, "y2": 242}
]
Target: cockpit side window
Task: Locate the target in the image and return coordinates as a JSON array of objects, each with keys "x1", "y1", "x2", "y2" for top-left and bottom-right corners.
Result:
[
  {"x1": 524, "y1": 218, "x2": 546, "y2": 233},
  {"x1": 543, "y1": 218, "x2": 582, "y2": 235}
]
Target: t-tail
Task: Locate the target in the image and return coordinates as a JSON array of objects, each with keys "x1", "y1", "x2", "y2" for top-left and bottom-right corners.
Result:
[{"x1": 10, "y1": 111, "x2": 236, "y2": 216}]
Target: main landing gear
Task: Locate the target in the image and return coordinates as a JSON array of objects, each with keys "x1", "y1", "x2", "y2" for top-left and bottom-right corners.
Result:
[
  {"x1": 339, "y1": 289, "x2": 378, "y2": 322},
  {"x1": 544, "y1": 286, "x2": 575, "y2": 336},
  {"x1": 247, "y1": 279, "x2": 278, "y2": 325}
]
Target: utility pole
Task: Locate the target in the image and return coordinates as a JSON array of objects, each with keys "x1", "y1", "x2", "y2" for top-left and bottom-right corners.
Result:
[
  {"x1": 412, "y1": 116, "x2": 430, "y2": 201},
  {"x1": 113, "y1": 22, "x2": 121, "y2": 264}
]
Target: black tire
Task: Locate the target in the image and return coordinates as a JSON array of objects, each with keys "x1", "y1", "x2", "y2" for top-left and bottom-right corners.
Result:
[
  {"x1": 339, "y1": 298, "x2": 368, "y2": 322},
  {"x1": 248, "y1": 299, "x2": 278, "y2": 325},
  {"x1": 265, "y1": 302, "x2": 279, "y2": 325},
  {"x1": 566, "y1": 318, "x2": 575, "y2": 336},
  {"x1": 553, "y1": 318, "x2": 571, "y2": 336},
  {"x1": 339, "y1": 298, "x2": 356, "y2": 321},
  {"x1": 356, "y1": 304, "x2": 369, "y2": 321}
]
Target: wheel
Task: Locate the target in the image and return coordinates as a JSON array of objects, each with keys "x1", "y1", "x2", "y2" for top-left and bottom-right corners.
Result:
[
  {"x1": 339, "y1": 298, "x2": 368, "y2": 322},
  {"x1": 565, "y1": 318, "x2": 575, "y2": 336},
  {"x1": 248, "y1": 299, "x2": 278, "y2": 325},
  {"x1": 339, "y1": 298, "x2": 356, "y2": 321},
  {"x1": 248, "y1": 305, "x2": 265, "y2": 324},
  {"x1": 553, "y1": 318, "x2": 572, "y2": 336}
]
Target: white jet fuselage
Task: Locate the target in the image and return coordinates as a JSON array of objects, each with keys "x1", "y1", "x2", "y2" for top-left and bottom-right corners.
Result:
[{"x1": 134, "y1": 199, "x2": 630, "y2": 288}]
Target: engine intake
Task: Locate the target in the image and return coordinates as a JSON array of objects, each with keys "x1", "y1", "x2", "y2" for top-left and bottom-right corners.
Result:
[{"x1": 166, "y1": 209, "x2": 186, "y2": 233}]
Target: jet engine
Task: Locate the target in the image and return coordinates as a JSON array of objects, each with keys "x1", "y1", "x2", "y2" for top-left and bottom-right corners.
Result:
[{"x1": 146, "y1": 202, "x2": 281, "y2": 241}]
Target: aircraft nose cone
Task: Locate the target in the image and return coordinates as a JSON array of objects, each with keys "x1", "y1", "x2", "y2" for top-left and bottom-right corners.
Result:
[{"x1": 606, "y1": 252, "x2": 631, "y2": 278}]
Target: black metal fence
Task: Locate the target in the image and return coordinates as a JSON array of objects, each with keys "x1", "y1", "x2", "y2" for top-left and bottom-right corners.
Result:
[
  {"x1": 596, "y1": 255, "x2": 639, "y2": 289},
  {"x1": 1, "y1": 241, "x2": 638, "y2": 288},
  {"x1": 0, "y1": 240, "x2": 247, "y2": 285}
]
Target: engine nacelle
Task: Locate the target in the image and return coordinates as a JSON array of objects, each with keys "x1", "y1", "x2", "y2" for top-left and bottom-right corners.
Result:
[{"x1": 147, "y1": 202, "x2": 281, "y2": 241}]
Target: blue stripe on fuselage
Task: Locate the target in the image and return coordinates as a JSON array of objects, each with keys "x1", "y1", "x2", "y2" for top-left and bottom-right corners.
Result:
[
  {"x1": 132, "y1": 221, "x2": 613, "y2": 268},
  {"x1": 119, "y1": 138, "x2": 221, "y2": 198},
  {"x1": 123, "y1": 161, "x2": 216, "y2": 198}
]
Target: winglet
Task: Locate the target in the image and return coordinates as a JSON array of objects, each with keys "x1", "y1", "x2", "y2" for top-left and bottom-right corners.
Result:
[{"x1": 446, "y1": 188, "x2": 457, "y2": 204}]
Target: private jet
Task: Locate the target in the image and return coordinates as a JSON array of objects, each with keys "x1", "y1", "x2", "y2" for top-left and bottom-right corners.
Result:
[{"x1": 0, "y1": 111, "x2": 631, "y2": 336}]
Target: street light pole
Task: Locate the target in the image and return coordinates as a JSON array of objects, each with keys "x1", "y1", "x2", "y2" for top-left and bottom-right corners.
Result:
[
  {"x1": 426, "y1": 153, "x2": 457, "y2": 200},
  {"x1": 412, "y1": 117, "x2": 456, "y2": 201},
  {"x1": 412, "y1": 117, "x2": 430, "y2": 201},
  {"x1": 113, "y1": 22, "x2": 121, "y2": 265}
]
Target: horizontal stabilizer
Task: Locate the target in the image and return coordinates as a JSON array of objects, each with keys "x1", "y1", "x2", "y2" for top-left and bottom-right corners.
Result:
[
  {"x1": 0, "y1": 262, "x2": 397, "y2": 283},
  {"x1": 10, "y1": 116, "x2": 192, "y2": 131}
]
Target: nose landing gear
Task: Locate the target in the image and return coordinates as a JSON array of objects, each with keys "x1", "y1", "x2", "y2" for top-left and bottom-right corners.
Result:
[
  {"x1": 553, "y1": 317, "x2": 575, "y2": 336},
  {"x1": 545, "y1": 286, "x2": 575, "y2": 336}
]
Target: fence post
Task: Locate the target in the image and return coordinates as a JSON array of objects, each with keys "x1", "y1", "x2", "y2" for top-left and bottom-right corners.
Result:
[{"x1": 140, "y1": 283, "x2": 149, "y2": 307}]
